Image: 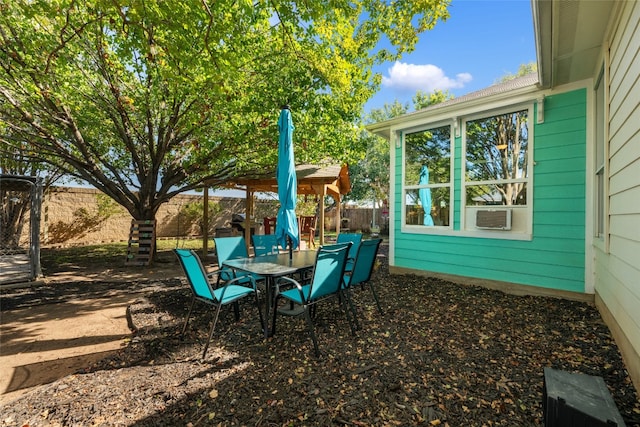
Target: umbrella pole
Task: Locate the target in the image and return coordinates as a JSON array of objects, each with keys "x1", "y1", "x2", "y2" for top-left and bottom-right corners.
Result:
[{"x1": 288, "y1": 236, "x2": 293, "y2": 260}]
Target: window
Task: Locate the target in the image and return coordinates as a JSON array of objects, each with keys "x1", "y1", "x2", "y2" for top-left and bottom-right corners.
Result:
[
  {"x1": 594, "y1": 66, "x2": 606, "y2": 238},
  {"x1": 403, "y1": 124, "x2": 452, "y2": 227},
  {"x1": 398, "y1": 104, "x2": 533, "y2": 238},
  {"x1": 464, "y1": 109, "x2": 529, "y2": 205},
  {"x1": 463, "y1": 107, "x2": 532, "y2": 234}
]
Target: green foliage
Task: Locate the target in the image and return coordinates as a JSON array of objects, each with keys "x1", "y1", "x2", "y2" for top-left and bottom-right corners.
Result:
[
  {"x1": 412, "y1": 89, "x2": 454, "y2": 110},
  {"x1": 0, "y1": 0, "x2": 450, "y2": 224},
  {"x1": 497, "y1": 62, "x2": 538, "y2": 83},
  {"x1": 180, "y1": 200, "x2": 222, "y2": 233},
  {"x1": 346, "y1": 101, "x2": 409, "y2": 204},
  {"x1": 348, "y1": 90, "x2": 453, "y2": 204},
  {"x1": 95, "y1": 193, "x2": 122, "y2": 219}
]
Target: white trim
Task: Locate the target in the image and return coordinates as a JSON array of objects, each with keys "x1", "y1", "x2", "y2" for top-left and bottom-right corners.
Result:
[
  {"x1": 389, "y1": 131, "x2": 397, "y2": 267},
  {"x1": 585, "y1": 73, "x2": 596, "y2": 294},
  {"x1": 401, "y1": 225, "x2": 533, "y2": 241},
  {"x1": 603, "y1": 46, "x2": 611, "y2": 255}
]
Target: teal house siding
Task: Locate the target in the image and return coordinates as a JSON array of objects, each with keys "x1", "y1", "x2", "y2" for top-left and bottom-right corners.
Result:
[{"x1": 392, "y1": 88, "x2": 587, "y2": 293}]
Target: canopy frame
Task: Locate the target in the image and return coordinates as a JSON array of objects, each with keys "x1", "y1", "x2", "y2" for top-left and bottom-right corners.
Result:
[{"x1": 202, "y1": 164, "x2": 351, "y2": 254}]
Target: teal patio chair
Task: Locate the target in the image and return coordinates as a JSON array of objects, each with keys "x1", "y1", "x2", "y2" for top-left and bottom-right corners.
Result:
[
  {"x1": 252, "y1": 234, "x2": 280, "y2": 257},
  {"x1": 342, "y1": 238, "x2": 383, "y2": 328},
  {"x1": 213, "y1": 236, "x2": 262, "y2": 286},
  {"x1": 271, "y1": 242, "x2": 354, "y2": 356},
  {"x1": 336, "y1": 232, "x2": 363, "y2": 272},
  {"x1": 174, "y1": 249, "x2": 264, "y2": 359}
]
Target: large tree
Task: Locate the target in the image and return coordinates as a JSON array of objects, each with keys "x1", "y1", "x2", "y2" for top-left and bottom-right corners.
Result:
[
  {"x1": 347, "y1": 100, "x2": 408, "y2": 206},
  {"x1": 348, "y1": 90, "x2": 453, "y2": 206},
  {"x1": 0, "y1": 0, "x2": 450, "y2": 223}
]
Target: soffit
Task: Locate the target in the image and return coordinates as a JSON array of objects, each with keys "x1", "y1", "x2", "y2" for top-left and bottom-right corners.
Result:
[{"x1": 534, "y1": 0, "x2": 615, "y2": 88}]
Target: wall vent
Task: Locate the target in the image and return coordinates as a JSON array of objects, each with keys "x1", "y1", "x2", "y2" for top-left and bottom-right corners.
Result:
[{"x1": 476, "y1": 209, "x2": 511, "y2": 230}]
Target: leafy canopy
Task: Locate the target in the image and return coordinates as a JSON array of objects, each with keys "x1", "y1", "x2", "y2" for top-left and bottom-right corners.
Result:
[{"x1": 0, "y1": 0, "x2": 449, "y2": 219}]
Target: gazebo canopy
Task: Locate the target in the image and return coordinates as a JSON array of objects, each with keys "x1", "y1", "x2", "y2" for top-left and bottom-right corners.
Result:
[
  {"x1": 222, "y1": 163, "x2": 350, "y2": 199},
  {"x1": 201, "y1": 164, "x2": 351, "y2": 251}
]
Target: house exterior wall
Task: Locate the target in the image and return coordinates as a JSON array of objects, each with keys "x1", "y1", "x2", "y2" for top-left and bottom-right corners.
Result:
[
  {"x1": 594, "y1": 0, "x2": 640, "y2": 391},
  {"x1": 390, "y1": 87, "x2": 588, "y2": 294}
]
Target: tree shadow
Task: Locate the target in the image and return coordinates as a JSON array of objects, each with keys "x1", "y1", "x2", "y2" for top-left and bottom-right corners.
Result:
[{"x1": 4, "y1": 349, "x2": 121, "y2": 395}]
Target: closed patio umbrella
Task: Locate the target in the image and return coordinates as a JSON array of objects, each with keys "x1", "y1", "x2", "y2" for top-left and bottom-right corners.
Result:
[
  {"x1": 419, "y1": 165, "x2": 434, "y2": 226},
  {"x1": 275, "y1": 106, "x2": 299, "y2": 259}
]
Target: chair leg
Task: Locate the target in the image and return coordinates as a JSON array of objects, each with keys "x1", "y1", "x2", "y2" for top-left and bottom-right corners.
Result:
[
  {"x1": 341, "y1": 290, "x2": 360, "y2": 332},
  {"x1": 270, "y1": 295, "x2": 280, "y2": 336},
  {"x1": 181, "y1": 297, "x2": 197, "y2": 338},
  {"x1": 368, "y1": 282, "x2": 383, "y2": 314},
  {"x1": 254, "y1": 292, "x2": 265, "y2": 332},
  {"x1": 233, "y1": 301, "x2": 240, "y2": 321},
  {"x1": 303, "y1": 307, "x2": 320, "y2": 357},
  {"x1": 202, "y1": 304, "x2": 223, "y2": 359}
]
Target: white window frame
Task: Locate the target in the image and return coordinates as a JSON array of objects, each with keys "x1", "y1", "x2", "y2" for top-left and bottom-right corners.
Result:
[
  {"x1": 461, "y1": 103, "x2": 535, "y2": 240},
  {"x1": 400, "y1": 121, "x2": 454, "y2": 234}
]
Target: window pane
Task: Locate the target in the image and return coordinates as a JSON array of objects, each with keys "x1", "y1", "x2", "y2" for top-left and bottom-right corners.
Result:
[
  {"x1": 405, "y1": 188, "x2": 450, "y2": 226},
  {"x1": 405, "y1": 125, "x2": 451, "y2": 186},
  {"x1": 465, "y1": 110, "x2": 529, "y2": 182},
  {"x1": 466, "y1": 183, "x2": 527, "y2": 206}
]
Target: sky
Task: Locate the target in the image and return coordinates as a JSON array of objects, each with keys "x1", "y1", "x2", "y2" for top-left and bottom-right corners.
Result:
[{"x1": 364, "y1": 0, "x2": 537, "y2": 113}]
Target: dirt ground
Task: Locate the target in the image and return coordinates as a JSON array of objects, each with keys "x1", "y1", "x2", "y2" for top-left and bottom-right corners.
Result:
[
  {"x1": 0, "y1": 253, "x2": 185, "y2": 405},
  {"x1": 1, "y1": 246, "x2": 639, "y2": 426}
]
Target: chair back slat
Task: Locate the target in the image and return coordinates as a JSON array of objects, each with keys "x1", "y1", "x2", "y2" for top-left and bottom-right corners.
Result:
[
  {"x1": 213, "y1": 236, "x2": 251, "y2": 283},
  {"x1": 252, "y1": 234, "x2": 280, "y2": 256},
  {"x1": 309, "y1": 243, "x2": 351, "y2": 300},
  {"x1": 336, "y1": 233, "x2": 363, "y2": 260},
  {"x1": 174, "y1": 249, "x2": 215, "y2": 301},
  {"x1": 348, "y1": 239, "x2": 382, "y2": 286},
  {"x1": 213, "y1": 236, "x2": 249, "y2": 265}
]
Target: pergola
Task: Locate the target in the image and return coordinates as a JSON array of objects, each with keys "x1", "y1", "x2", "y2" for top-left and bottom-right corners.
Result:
[{"x1": 202, "y1": 164, "x2": 351, "y2": 252}]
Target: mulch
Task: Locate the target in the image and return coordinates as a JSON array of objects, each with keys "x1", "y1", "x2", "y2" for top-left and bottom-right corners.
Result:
[{"x1": 1, "y1": 245, "x2": 639, "y2": 426}]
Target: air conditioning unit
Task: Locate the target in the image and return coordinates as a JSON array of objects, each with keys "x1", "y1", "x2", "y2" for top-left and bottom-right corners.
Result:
[
  {"x1": 543, "y1": 368, "x2": 626, "y2": 427},
  {"x1": 476, "y1": 209, "x2": 511, "y2": 230}
]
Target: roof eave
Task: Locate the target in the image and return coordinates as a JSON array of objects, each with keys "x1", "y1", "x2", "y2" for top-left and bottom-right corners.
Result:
[
  {"x1": 532, "y1": 0, "x2": 553, "y2": 89},
  {"x1": 366, "y1": 80, "x2": 541, "y2": 141}
]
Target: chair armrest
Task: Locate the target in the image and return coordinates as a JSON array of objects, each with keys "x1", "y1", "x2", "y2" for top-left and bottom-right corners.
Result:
[
  {"x1": 275, "y1": 276, "x2": 305, "y2": 301},
  {"x1": 221, "y1": 274, "x2": 258, "y2": 294}
]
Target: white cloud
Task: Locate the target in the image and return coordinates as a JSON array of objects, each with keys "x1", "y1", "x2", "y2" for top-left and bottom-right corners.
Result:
[{"x1": 382, "y1": 61, "x2": 472, "y2": 92}]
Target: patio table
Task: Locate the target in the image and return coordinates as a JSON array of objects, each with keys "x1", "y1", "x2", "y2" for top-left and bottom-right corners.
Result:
[{"x1": 223, "y1": 250, "x2": 317, "y2": 338}]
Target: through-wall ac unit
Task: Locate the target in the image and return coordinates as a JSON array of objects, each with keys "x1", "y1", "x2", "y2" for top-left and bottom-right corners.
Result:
[{"x1": 476, "y1": 209, "x2": 511, "y2": 230}]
